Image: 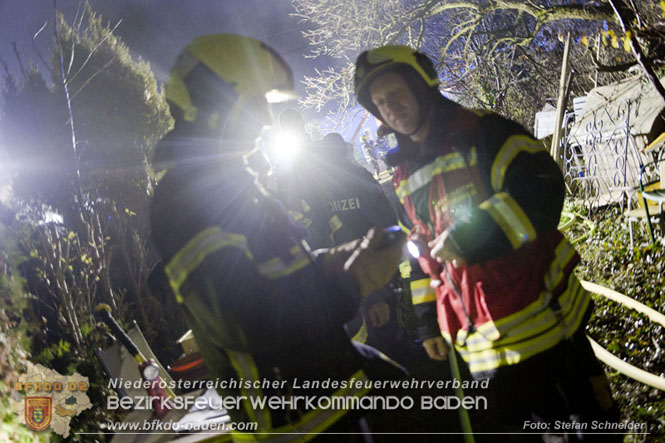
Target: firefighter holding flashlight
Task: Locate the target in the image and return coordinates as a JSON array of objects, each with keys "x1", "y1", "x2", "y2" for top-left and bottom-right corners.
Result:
[{"x1": 354, "y1": 45, "x2": 620, "y2": 440}]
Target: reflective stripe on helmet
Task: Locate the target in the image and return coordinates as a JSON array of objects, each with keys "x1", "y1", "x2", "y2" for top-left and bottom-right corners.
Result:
[
  {"x1": 354, "y1": 45, "x2": 439, "y2": 100},
  {"x1": 166, "y1": 35, "x2": 295, "y2": 123}
]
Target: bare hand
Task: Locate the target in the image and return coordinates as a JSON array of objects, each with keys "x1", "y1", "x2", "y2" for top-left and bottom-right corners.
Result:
[
  {"x1": 428, "y1": 230, "x2": 463, "y2": 267},
  {"x1": 423, "y1": 336, "x2": 449, "y2": 361}
]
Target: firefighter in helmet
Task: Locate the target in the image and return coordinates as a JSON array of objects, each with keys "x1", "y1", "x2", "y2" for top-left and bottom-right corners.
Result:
[
  {"x1": 151, "y1": 35, "x2": 406, "y2": 441},
  {"x1": 354, "y1": 45, "x2": 621, "y2": 441}
]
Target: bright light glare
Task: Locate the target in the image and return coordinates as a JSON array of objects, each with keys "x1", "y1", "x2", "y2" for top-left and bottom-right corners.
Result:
[
  {"x1": 407, "y1": 240, "x2": 421, "y2": 259},
  {"x1": 273, "y1": 130, "x2": 302, "y2": 163},
  {"x1": 265, "y1": 89, "x2": 298, "y2": 104}
]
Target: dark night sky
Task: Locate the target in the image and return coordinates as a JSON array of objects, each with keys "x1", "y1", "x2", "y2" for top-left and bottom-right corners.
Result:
[{"x1": 0, "y1": 0, "x2": 328, "y2": 95}]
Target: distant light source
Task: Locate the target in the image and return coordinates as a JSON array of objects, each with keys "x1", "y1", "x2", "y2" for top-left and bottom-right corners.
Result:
[
  {"x1": 265, "y1": 89, "x2": 298, "y2": 104},
  {"x1": 273, "y1": 130, "x2": 302, "y2": 163}
]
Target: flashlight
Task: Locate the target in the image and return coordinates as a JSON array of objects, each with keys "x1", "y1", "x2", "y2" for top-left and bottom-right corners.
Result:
[
  {"x1": 407, "y1": 240, "x2": 420, "y2": 258},
  {"x1": 407, "y1": 233, "x2": 443, "y2": 287}
]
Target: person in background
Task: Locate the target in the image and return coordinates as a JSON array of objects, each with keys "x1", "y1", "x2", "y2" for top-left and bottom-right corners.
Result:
[
  {"x1": 360, "y1": 129, "x2": 380, "y2": 175},
  {"x1": 311, "y1": 133, "x2": 405, "y2": 354}
]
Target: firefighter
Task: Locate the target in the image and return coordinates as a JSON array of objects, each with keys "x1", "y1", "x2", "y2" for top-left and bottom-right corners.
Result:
[
  {"x1": 150, "y1": 34, "x2": 406, "y2": 441},
  {"x1": 354, "y1": 45, "x2": 621, "y2": 441}
]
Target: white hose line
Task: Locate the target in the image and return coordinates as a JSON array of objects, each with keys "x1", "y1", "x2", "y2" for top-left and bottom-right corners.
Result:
[
  {"x1": 580, "y1": 280, "x2": 665, "y2": 391},
  {"x1": 581, "y1": 280, "x2": 665, "y2": 328},
  {"x1": 587, "y1": 336, "x2": 665, "y2": 391},
  {"x1": 558, "y1": 212, "x2": 577, "y2": 232}
]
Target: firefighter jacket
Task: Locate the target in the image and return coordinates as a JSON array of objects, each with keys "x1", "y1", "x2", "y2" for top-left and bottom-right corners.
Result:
[
  {"x1": 391, "y1": 98, "x2": 592, "y2": 379},
  {"x1": 151, "y1": 138, "x2": 403, "y2": 439}
]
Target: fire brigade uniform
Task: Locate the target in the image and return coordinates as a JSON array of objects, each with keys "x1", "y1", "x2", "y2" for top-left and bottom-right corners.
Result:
[
  {"x1": 152, "y1": 156, "x2": 388, "y2": 437},
  {"x1": 151, "y1": 35, "x2": 404, "y2": 442},
  {"x1": 354, "y1": 45, "x2": 620, "y2": 439},
  {"x1": 392, "y1": 102, "x2": 591, "y2": 378}
]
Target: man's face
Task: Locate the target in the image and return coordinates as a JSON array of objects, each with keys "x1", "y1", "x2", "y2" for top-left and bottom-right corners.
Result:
[{"x1": 369, "y1": 71, "x2": 421, "y2": 136}]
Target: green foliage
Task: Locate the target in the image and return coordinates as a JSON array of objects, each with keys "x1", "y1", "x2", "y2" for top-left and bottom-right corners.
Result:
[
  {"x1": 0, "y1": 224, "x2": 50, "y2": 442},
  {"x1": 52, "y1": 6, "x2": 172, "y2": 210},
  {"x1": 0, "y1": 5, "x2": 182, "y2": 440},
  {"x1": 0, "y1": 381, "x2": 51, "y2": 443},
  {"x1": 564, "y1": 202, "x2": 665, "y2": 442},
  {"x1": 0, "y1": 4, "x2": 172, "y2": 218}
]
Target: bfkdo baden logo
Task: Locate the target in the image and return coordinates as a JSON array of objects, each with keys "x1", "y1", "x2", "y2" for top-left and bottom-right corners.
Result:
[
  {"x1": 25, "y1": 397, "x2": 52, "y2": 431},
  {"x1": 11, "y1": 362, "x2": 92, "y2": 438}
]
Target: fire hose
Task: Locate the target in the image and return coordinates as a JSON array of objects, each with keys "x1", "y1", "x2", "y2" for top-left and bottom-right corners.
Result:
[{"x1": 580, "y1": 281, "x2": 665, "y2": 391}]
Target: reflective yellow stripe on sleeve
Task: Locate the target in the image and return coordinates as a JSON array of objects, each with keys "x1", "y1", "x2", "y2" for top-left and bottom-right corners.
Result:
[
  {"x1": 491, "y1": 135, "x2": 546, "y2": 192},
  {"x1": 329, "y1": 215, "x2": 343, "y2": 244},
  {"x1": 301, "y1": 199, "x2": 311, "y2": 213},
  {"x1": 351, "y1": 317, "x2": 368, "y2": 344},
  {"x1": 288, "y1": 209, "x2": 303, "y2": 222},
  {"x1": 165, "y1": 226, "x2": 252, "y2": 302},
  {"x1": 256, "y1": 244, "x2": 310, "y2": 279},
  {"x1": 410, "y1": 278, "x2": 436, "y2": 305},
  {"x1": 227, "y1": 350, "x2": 272, "y2": 432},
  {"x1": 397, "y1": 220, "x2": 411, "y2": 234},
  {"x1": 479, "y1": 192, "x2": 537, "y2": 249}
]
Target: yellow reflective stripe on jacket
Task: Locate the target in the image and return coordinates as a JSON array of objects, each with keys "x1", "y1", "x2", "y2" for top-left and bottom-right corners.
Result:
[
  {"x1": 227, "y1": 350, "x2": 272, "y2": 432},
  {"x1": 491, "y1": 135, "x2": 546, "y2": 192},
  {"x1": 397, "y1": 220, "x2": 410, "y2": 234},
  {"x1": 299, "y1": 200, "x2": 313, "y2": 229},
  {"x1": 449, "y1": 237, "x2": 589, "y2": 374},
  {"x1": 476, "y1": 237, "x2": 577, "y2": 337},
  {"x1": 351, "y1": 317, "x2": 368, "y2": 344},
  {"x1": 458, "y1": 280, "x2": 590, "y2": 374},
  {"x1": 543, "y1": 238, "x2": 576, "y2": 291},
  {"x1": 256, "y1": 245, "x2": 310, "y2": 279},
  {"x1": 455, "y1": 275, "x2": 590, "y2": 374},
  {"x1": 395, "y1": 149, "x2": 477, "y2": 203},
  {"x1": 456, "y1": 320, "x2": 500, "y2": 347},
  {"x1": 300, "y1": 199, "x2": 311, "y2": 213},
  {"x1": 479, "y1": 192, "x2": 536, "y2": 249},
  {"x1": 462, "y1": 275, "x2": 588, "y2": 353},
  {"x1": 165, "y1": 226, "x2": 252, "y2": 301},
  {"x1": 410, "y1": 278, "x2": 436, "y2": 305},
  {"x1": 288, "y1": 209, "x2": 304, "y2": 222},
  {"x1": 328, "y1": 215, "x2": 342, "y2": 243},
  {"x1": 231, "y1": 370, "x2": 372, "y2": 442}
]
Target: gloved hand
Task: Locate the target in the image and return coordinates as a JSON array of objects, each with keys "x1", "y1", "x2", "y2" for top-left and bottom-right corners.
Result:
[
  {"x1": 317, "y1": 227, "x2": 405, "y2": 298},
  {"x1": 344, "y1": 227, "x2": 405, "y2": 297}
]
